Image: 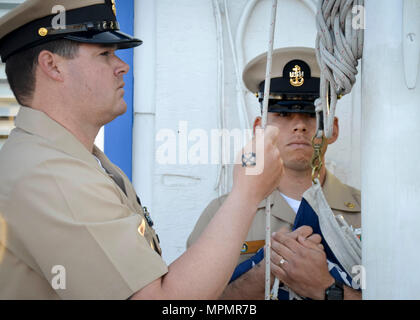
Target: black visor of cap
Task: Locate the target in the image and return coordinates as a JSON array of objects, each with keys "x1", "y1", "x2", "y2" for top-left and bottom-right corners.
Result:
[
  {"x1": 267, "y1": 100, "x2": 316, "y2": 114},
  {"x1": 0, "y1": 2, "x2": 142, "y2": 62},
  {"x1": 65, "y1": 30, "x2": 142, "y2": 49}
]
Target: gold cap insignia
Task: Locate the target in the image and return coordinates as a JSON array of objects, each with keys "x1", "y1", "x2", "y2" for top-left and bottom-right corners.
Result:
[
  {"x1": 111, "y1": 0, "x2": 117, "y2": 17},
  {"x1": 345, "y1": 202, "x2": 355, "y2": 209},
  {"x1": 289, "y1": 65, "x2": 304, "y2": 87},
  {"x1": 38, "y1": 27, "x2": 48, "y2": 37}
]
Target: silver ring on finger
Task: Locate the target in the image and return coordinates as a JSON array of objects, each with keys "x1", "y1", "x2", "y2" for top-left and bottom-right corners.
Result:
[{"x1": 241, "y1": 152, "x2": 256, "y2": 167}]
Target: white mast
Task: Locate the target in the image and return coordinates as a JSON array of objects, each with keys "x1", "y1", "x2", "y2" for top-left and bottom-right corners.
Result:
[{"x1": 362, "y1": 0, "x2": 420, "y2": 299}]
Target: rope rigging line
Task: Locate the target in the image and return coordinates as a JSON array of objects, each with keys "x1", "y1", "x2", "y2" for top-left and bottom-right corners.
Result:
[
  {"x1": 309, "y1": 0, "x2": 364, "y2": 291},
  {"x1": 212, "y1": 0, "x2": 229, "y2": 197},
  {"x1": 262, "y1": 0, "x2": 278, "y2": 301},
  {"x1": 314, "y1": 0, "x2": 364, "y2": 139},
  {"x1": 212, "y1": 0, "x2": 254, "y2": 197}
]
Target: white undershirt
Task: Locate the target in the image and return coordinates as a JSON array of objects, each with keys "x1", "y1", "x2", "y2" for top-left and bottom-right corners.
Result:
[
  {"x1": 280, "y1": 192, "x2": 302, "y2": 214},
  {"x1": 93, "y1": 155, "x2": 106, "y2": 172}
]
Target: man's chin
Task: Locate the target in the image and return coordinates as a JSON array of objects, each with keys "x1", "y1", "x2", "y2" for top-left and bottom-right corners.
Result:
[
  {"x1": 115, "y1": 101, "x2": 128, "y2": 117},
  {"x1": 100, "y1": 102, "x2": 127, "y2": 126},
  {"x1": 284, "y1": 159, "x2": 312, "y2": 172}
]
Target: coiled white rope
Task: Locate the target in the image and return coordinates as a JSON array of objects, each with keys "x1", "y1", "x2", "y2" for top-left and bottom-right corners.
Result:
[{"x1": 314, "y1": 0, "x2": 364, "y2": 138}]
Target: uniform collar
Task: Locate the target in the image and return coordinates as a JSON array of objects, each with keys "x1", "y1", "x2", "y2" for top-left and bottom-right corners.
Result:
[
  {"x1": 258, "y1": 189, "x2": 297, "y2": 225},
  {"x1": 93, "y1": 145, "x2": 128, "y2": 196},
  {"x1": 257, "y1": 170, "x2": 360, "y2": 224},
  {"x1": 15, "y1": 106, "x2": 99, "y2": 168},
  {"x1": 322, "y1": 170, "x2": 361, "y2": 212}
]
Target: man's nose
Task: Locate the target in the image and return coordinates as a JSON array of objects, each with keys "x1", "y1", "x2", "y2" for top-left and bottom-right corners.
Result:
[
  {"x1": 115, "y1": 57, "x2": 130, "y2": 76},
  {"x1": 292, "y1": 114, "x2": 307, "y2": 132}
]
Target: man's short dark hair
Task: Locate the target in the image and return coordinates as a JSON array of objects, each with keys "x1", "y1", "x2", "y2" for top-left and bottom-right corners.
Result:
[{"x1": 5, "y1": 39, "x2": 80, "y2": 106}]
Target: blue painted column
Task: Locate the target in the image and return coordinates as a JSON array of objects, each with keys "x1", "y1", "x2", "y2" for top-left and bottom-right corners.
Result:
[{"x1": 104, "y1": 0, "x2": 134, "y2": 180}]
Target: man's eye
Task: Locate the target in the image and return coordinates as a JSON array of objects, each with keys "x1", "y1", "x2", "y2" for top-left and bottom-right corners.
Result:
[
  {"x1": 277, "y1": 112, "x2": 290, "y2": 117},
  {"x1": 100, "y1": 51, "x2": 111, "y2": 56}
]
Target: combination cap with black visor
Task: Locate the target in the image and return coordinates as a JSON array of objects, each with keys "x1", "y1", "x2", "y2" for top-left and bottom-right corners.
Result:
[
  {"x1": 0, "y1": 0, "x2": 143, "y2": 63},
  {"x1": 243, "y1": 47, "x2": 321, "y2": 115}
]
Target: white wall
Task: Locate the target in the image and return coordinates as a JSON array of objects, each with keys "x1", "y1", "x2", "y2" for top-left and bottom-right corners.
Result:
[{"x1": 133, "y1": 0, "x2": 362, "y2": 264}]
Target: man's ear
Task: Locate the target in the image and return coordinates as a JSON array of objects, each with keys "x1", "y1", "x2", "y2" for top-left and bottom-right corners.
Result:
[
  {"x1": 326, "y1": 117, "x2": 339, "y2": 145},
  {"x1": 253, "y1": 117, "x2": 262, "y2": 136},
  {"x1": 37, "y1": 50, "x2": 64, "y2": 82}
]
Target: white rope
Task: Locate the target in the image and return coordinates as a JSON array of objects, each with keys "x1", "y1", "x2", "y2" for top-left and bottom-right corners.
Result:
[
  {"x1": 223, "y1": 0, "x2": 252, "y2": 195},
  {"x1": 235, "y1": 0, "x2": 260, "y2": 74},
  {"x1": 262, "y1": 0, "x2": 278, "y2": 301},
  {"x1": 223, "y1": 0, "x2": 252, "y2": 141},
  {"x1": 213, "y1": 0, "x2": 255, "y2": 196},
  {"x1": 212, "y1": 0, "x2": 228, "y2": 196},
  {"x1": 303, "y1": 180, "x2": 362, "y2": 277},
  {"x1": 271, "y1": 277, "x2": 280, "y2": 300},
  {"x1": 315, "y1": 0, "x2": 364, "y2": 138}
]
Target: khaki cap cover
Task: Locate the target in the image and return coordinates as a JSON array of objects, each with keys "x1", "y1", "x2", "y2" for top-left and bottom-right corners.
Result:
[
  {"x1": 242, "y1": 47, "x2": 320, "y2": 93},
  {"x1": 0, "y1": 0, "x2": 104, "y2": 39},
  {"x1": 0, "y1": 0, "x2": 142, "y2": 62}
]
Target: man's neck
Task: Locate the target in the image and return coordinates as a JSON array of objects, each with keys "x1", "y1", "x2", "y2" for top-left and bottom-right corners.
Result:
[
  {"x1": 31, "y1": 102, "x2": 99, "y2": 153},
  {"x1": 65, "y1": 123, "x2": 98, "y2": 153},
  {"x1": 277, "y1": 165, "x2": 327, "y2": 200}
]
